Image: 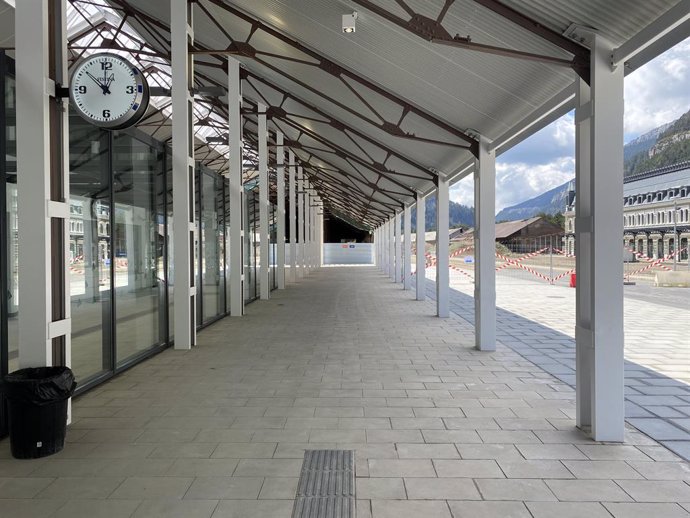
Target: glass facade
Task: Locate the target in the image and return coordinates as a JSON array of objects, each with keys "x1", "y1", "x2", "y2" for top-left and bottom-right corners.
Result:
[
  {"x1": 199, "y1": 166, "x2": 226, "y2": 324},
  {"x1": 1, "y1": 52, "x2": 17, "y2": 378},
  {"x1": 244, "y1": 186, "x2": 259, "y2": 303},
  {"x1": 0, "y1": 53, "x2": 277, "y2": 407}
]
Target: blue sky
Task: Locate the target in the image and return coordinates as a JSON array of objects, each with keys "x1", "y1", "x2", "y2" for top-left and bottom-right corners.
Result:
[{"x1": 450, "y1": 37, "x2": 690, "y2": 213}]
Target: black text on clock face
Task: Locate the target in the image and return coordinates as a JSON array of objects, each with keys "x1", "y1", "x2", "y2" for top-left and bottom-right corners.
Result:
[{"x1": 72, "y1": 56, "x2": 142, "y2": 123}]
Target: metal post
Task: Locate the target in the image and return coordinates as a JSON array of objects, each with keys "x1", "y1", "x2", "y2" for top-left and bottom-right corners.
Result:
[
  {"x1": 575, "y1": 33, "x2": 625, "y2": 442},
  {"x1": 312, "y1": 202, "x2": 318, "y2": 269},
  {"x1": 317, "y1": 208, "x2": 323, "y2": 267},
  {"x1": 388, "y1": 216, "x2": 395, "y2": 280},
  {"x1": 228, "y1": 58, "x2": 243, "y2": 316},
  {"x1": 674, "y1": 199, "x2": 677, "y2": 271},
  {"x1": 404, "y1": 205, "x2": 412, "y2": 290},
  {"x1": 474, "y1": 136, "x2": 496, "y2": 349},
  {"x1": 258, "y1": 103, "x2": 269, "y2": 299},
  {"x1": 381, "y1": 221, "x2": 388, "y2": 274},
  {"x1": 276, "y1": 132, "x2": 286, "y2": 289},
  {"x1": 549, "y1": 235, "x2": 554, "y2": 283},
  {"x1": 297, "y1": 166, "x2": 305, "y2": 279},
  {"x1": 171, "y1": 0, "x2": 196, "y2": 346},
  {"x1": 304, "y1": 188, "x2": 311, "y2": 275},
  {"x1": 394, "y1": 212, "x2": 402, "y2": 283},
  {"x1": 436, "y1": 175, "x2": 450, "y2": 318},
  {"x1": 289, "y1": 152, "x2": 296, "y2": 283},
  {"x1": 17, "y1": 0, "x2": 71, "y2": 368},
  {"x1": 416, "y1": 192, "x2": 426, "y2": 301}
]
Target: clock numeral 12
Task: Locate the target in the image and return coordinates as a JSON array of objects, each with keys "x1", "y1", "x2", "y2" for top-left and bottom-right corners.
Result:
[{"x1": 101, "y1": 61, "x2": 113, "y2": 70}]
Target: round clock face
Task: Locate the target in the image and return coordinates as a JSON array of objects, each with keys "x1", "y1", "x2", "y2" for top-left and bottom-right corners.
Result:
[{"x1": 70, "y1": 53, "x2": 149, "y2": 130}]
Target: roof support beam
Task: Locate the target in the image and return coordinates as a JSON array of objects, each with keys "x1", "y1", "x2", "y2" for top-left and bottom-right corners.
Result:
[
  {"x1": 469, "y1": 0, "x2": 590, "y2": 64},
  {"x1": 198, "y1": 0, "x2": 479, "y2": 153},
  {"x1": 352, "y1": 0, "x2": 590, "y2": 82},
  {"x1": 241, "y1": 70, "x2": 437, "y2": 179}
]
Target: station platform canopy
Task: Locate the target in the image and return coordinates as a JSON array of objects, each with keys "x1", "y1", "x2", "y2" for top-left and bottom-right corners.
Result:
[{"x1": 29, "y1": 0, "x2": 680, "y2": 229}]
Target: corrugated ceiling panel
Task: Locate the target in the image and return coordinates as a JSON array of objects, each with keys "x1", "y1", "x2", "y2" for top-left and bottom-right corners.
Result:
[{"x1": 501, "y1": 0, "x2": 680, "y2": 46}]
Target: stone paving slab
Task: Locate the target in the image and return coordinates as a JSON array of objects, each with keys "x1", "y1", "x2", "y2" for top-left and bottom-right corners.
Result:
[
  {"x1": 0, "y1": 267, "x2": 689, "y2": 517},
  {"x1": 423, "y1": 269, "x2": 690, "y2": 459}
]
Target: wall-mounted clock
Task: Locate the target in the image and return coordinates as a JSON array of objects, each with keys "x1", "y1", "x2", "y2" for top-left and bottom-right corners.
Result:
[{"x1": 69, "y1": 53, "x2": 149, "y2": 130}]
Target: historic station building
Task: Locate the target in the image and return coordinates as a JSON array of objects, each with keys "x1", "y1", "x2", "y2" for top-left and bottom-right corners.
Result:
[{"x1": 564, "y1": 161, "x2": 690, "y2": 260}]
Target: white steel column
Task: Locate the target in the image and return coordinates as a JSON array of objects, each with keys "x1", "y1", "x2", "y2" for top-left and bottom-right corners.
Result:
[
  {"x1": 394, "y1": 212, "x2": 402, "y2": 283},
  {"x1": 379, "y1": 226, "x2": 384, "y2": 269},
  {"x1": 416, "y1": 192, "x2": 426, "y2": 301},
  {"x1": 381, "y1": 221, "x2": 388, "y2": 274},
  {"x1": 309, "y1": 190, "x2": 315, "y2": 271},
  {"x1": 258, "y1": 103, "x2": 269, "y2": 299},
  {"x1": 276, "y1": 132, "x2": 286, "y2": 289},
  {"x1": 171, "y1": 0, "x2": 196, "y2": 348},
  {"x1": 297, "y1": 167, "x2": 305, "y2": 279},
  {"x1": 17, "y1": 0, "x2": 71, "y2": 368},
  {"x1": 388, "y1": 217, "x2": 395, "y2": 280},
  {"x1": 304, "y1": 189, "x2": 311, "y2": 275},
  {"x1": 403, "y1": 205, "x2": 412, "y2": 290},
  {"x1": 474, "y1": 136, "x2": 496, "y2": 351},
  {"x1": 576, "y1": 34, "x2": 625, "y2": 442},
  {"x1": 318, "y1": 208, "x2": 324, "y2": 266},
  {"x1": 311, "y1": 202, "x2": 317, "y2": 269},
  {"x1": 228, "y1": 58, "x2": 243, "y2": 316},
  {"x1": 289, "y1": 152, "x2": 297, "y2": 283},
  {"x1": 377, "y1": 227, "x2": 382, "y2": 269},
  {"x1": 436, "y1": 176, "x2": 450, "y2": 318}
]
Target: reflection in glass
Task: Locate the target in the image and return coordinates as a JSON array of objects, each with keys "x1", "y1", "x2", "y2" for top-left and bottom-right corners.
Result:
[
  {"x1": 3, "y1": 63, "x2": 18, "y2": 373},
  {"x1": 201, "y1": 168, "x2": 224, "y2": 322},
  {"x1": 69, "y1": 116, "x2": 111, "y2": 382},
  {"x1": 112, "y1": 132, "x2": 165, "y2": 365},
  {"x1": 166, "y1": 150, "x2": 174, "y2": 341}
]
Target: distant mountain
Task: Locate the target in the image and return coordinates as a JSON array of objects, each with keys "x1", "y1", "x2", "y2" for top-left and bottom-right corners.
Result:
[
  {"x1": 625, "y1": 109, "x2": 690, "y2": 176},
  {"x1": 623, "y1": 123, "x2": 672, "y2": 163},
  {"x1": 495, "y1": 180, "x2": 572, "y2": 222},
  {"x1": 411, "y1": 194, "x2": 474, "y2": 231},
  {"x1": 496, "y1": 109, "x2": 690, "y2": 221}
]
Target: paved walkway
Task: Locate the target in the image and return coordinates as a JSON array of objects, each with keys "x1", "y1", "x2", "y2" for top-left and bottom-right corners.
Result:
[
  {"x1": 1, "y1": 267, "x2": 690, "y2": 517},
  {"x1": 424, "y1": 269, "x2": 690, "y2": 459}
]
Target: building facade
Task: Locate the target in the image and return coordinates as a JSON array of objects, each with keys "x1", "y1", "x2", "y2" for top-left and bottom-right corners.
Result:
[{"x1": 564, "y1": 162, "x2": 690, "y2": 261}]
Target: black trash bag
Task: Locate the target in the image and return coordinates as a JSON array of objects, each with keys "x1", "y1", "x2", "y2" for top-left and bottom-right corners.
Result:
[
  {"x1": 1, "y1": 367, "x2": 76, "y2": 459},
  {"x1": 2, "y1": 367, "x2": 76, "y2": 406}
]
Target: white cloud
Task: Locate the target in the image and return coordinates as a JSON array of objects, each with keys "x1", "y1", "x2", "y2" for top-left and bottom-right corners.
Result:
[
  {"x1": 494, "y1": 158, "x2": 574, "y2": 213},
  {"x1": 624, "y1": 38, "x2": 690, "y2": 139},
  {"x1": 451, "y1": 157, "x2": 574, "y2": 214},
  {"x1": 449, "y1": 175, "x2": 473, "y2": 207}
]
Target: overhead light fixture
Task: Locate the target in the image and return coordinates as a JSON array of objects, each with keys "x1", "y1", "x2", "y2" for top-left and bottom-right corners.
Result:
[{"x1": 342, "y1": 11, "x2": 357, "y2": 33}]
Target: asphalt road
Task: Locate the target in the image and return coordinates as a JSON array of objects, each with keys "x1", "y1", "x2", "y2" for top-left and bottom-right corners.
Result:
[{"x1": 624, "y1": 282, "x2": 690, "y2": 309}]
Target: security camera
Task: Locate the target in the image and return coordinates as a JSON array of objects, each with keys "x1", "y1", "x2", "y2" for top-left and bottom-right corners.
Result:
[{"x1": 342, "y1": 11, "x2": 357, "y2": 33}]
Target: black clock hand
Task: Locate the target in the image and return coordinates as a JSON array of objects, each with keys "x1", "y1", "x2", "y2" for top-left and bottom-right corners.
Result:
[
  {"x1": 85, "y1": 71, "x2": 108, "y2": 94},
  {"x1": 101, "y1": 66, "x2": 112, "y2": 95}
]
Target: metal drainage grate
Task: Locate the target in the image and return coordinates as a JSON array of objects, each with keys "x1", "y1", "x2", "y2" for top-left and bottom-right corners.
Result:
[{"x1": 292, "y1": 450, "x2": 355, "y2": 518}]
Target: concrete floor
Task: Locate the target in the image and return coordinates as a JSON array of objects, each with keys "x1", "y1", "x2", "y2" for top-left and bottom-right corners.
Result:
[{"x1": 1, "y1": 266, "x2": 690, "y2": 517}]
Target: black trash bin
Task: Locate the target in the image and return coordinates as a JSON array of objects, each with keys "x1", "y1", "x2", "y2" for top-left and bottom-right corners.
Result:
[{"x1": 1, "y1": 367, "x2": 76, "y2": 459}]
